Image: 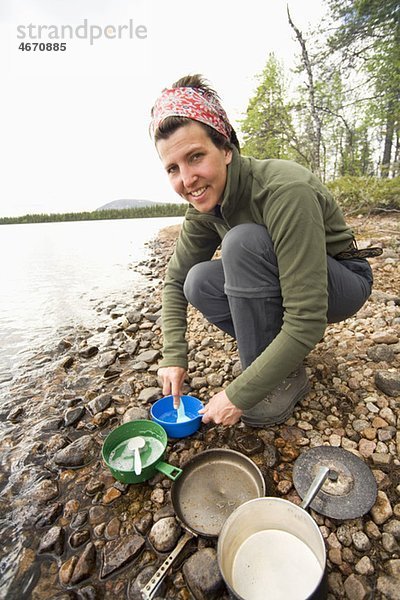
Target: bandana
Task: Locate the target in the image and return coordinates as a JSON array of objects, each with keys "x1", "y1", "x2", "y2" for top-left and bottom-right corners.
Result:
[{"x1": 151, "y1": 86, "x2": 232, "y2": 140}]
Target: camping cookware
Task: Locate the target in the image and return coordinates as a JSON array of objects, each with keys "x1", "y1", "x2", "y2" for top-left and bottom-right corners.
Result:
[
  {"x1": 141, "y1": 449, "x2": 266, "y2": 600},
  {"x1": 217, "y1": 466, "x2": 330, "y2": 600},
  {"x1": 293, "y1": 446, "x2": 378, "y2": 519},
  {"x1": 150, "y1": 394, "x2": 203, "y2": 438},
  {"x1": 102, "y1": 420, "x2": 182, "y2": 484}
]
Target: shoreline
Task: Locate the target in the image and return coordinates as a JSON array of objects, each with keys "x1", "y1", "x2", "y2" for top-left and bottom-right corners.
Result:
[{"x1": 0, "y1": 216, "x2": 399, "y2": 599}]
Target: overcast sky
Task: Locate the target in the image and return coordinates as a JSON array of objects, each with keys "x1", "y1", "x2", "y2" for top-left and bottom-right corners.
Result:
[{"x1": 1, "y1": 0, "x2": 327, "y2": 217}]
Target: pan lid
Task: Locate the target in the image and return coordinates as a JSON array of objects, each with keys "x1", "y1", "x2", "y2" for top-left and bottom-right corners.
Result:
[
  {"x1": 171, "y1": 448, "x2": 266, "y2": 537},
  {"x1": 293, "y1": 446, "x2": 377, "y2": 519}
]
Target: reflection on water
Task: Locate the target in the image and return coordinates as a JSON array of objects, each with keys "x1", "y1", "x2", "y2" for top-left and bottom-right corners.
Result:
[{"x1": 0, "y1": 217, "x2": 183, "y2": 378}]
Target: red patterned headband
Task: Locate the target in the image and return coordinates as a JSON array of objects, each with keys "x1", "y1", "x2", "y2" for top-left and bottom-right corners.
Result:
[{"x1": 151, "y1": 87, "x2": 232, "y2": 141}]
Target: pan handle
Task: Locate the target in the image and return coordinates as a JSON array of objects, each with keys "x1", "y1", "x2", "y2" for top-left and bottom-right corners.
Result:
[
  {"x1": 141, "y1": 531, "x2": 194, "y2": 600},
  {"x1": 300, "y1": 465, "x2": 330, "y2": 510},
  {"x1": 155, "y1": 461, "x2": 183, "y2": 481}
]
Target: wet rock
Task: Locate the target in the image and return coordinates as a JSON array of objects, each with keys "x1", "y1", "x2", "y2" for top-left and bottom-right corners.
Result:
[
  {"x1": 370, "y1": 491, "x2": 393, "y2": 524},
  {"x1": 102, "y1": 486, "x2": 122, "y2": 504},
  {"x1": 138, "y1": 387, "x2": 162, "y2": 403},
  {"x1": 101, "y1": 534, "x2": 145, "y2": 578},
  {"x1": 76, "y1": 585, "x2": 98, "y2": 600},
  {"x1": 35, "y1": 502, "x2": 63, "y2": 527},
  {"x1": 54, "y1": 435, "x2": 97, "y2": 467},
  {"x1": 38, "y1": 525, "x2": 65, "y2": 555},
  {"x1": 88, "y1": 505, "x2": 108, "y2": 525},
  {"x1": 65, "y1": 405, "x2": 85, "y2": 426},
  {"x1": 105, "y1": 517, "x2": 121, "y2": 540},
  {"x1": 263, "y1": 444, "x2": 278, "y2": 467},
  {"x1": 128, "y1": 565, "x2": 164, "y2": 600},
  {"x1": 32, "y1": 479, "x2": 59, "y2": 503},
  {"x1": 7, "y1": 406, "x2": 23, "y2": 421},
  {"x1": 79, "y1": 346, "x2": 99, "y2": 359},
  {"x1": 87, "y1": 393, "x2": 112, "y2": 415},
  {"x1": 235, "y1": 434, "x2": 264, "y2": 456},
  {"x1": 71, "y1": 511, "x2": 88, "y2": 529},
  {"x1": 148, "y1": 517, "x2": 181, "y2": 552},
  {"x1": 98, "y1": 351, "x2": 118, "y2": 368},
  {"x1": 135, "y1": 512, "x2": 153, "y2": 535},
  {"x1": 70, "y1": 542, "x2": 97, "y2": 585},
  {"x1": 355, "y1": 556, "x2": 374, "y2": 575},
  {"x1": 59, "y1": 556, "x2": 78, "y2": 586},
  {"x1": 124, "y1": 340, "x2": 139, "y2": 355},
  {"x1": 374, "y1": 370, "x2": 400, "y2": 397},
  {"x1": 69, "y1": 529, "x2": 91, "y2": 548},
  {"x1": 182, "y1": 547, "x2": 225, "y2": 600}
]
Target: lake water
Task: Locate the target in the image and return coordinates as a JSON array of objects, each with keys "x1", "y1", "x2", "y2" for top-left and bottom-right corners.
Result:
[{"x1": 0, "y1": 216, "x2": 183, "y2": 381}]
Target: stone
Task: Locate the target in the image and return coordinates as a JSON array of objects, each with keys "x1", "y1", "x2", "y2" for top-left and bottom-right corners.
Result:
[
  {"x1": 101, "y1": 534, "x2": 145, "y2": 578},
  {"x1": 206, "y1": 373, "x2": 223, "y2": 387},
  {"x1": 64, "y1": 406, "x2": 85, "y2": 427},
  {"x1": 105, "y1": 517, "x2": 121, "y2": 540},
  {"x1": 135, "y1": 349, "x2": 160, "y2": 363},
  {"x1": 148, "y1": 517, "x2": 181, "y2": 553},
  {"x1": 382, "y1": 532, "x2": 399, "y2": 552},
  {"x1": 371, "y1": 331, "x2": 399, "y2": 344},
  {"x1": 138, "y1": 387, "x2": 162, "y2": 403},
  {"x1": 355, "y1": 556, "x2": 374, "y2": 575},
  {"x1": 59, "y1": 556, "x2": 78, "y2": 586},
  {"x1": 122, "y1": 406, "x2": 149, "y2": 423},
  {"x1": 79, "y1": 346, "x2": 99, "y2": 359},
  {"x1": 367, "y1": 345, "x2": 395, "y2": 362},
  {"x1": 38, "y1": 526, "x2": 65, "y2": 555},
  {"x1": 182, "y1": 547, "x2": 225, "y2": 600},
  {"x1": 375, "y1": 370, "x2": 400, "y2": 397},
  {"x1": 235, "y1": 434, "x2": 264, "y2": 456},
  {"x1": 102, "y1": 487, "x2": 122, "y2": 504},
  {"x1": 370, "y1": 490, "x2": 393, "y2": 524},
  {"x1": 69, "y1": 530, "x2": 91, "y2": 548},
  {"x1": 377, "y1": 575, "x2": 400, "y2": 600},
  {"x1": 344, "y1": 574, "x2": 371, "y2": 599},
  {"x1": 190, "y1": 377, "x2": 208, "y2": 389},
  {"x1": 35, "y1": 503, "x2": 63, "y2": 528},
  {"x1": 31, "y1": 479, "x2": 59, "y2": 503},
  {"x1": 54, "y1": 435, "x2": 97, "y2": 467},
  {"x1": 351, "y1": 531, "x2": 371, "y2": 552},
  {"x1": 87, "y1": 393, "x2": 112, "y2": 415},
  {"x1": 70, "y1": 542, "x2": 97, "y2": 585},
  {"x1": 98, "y1": 350, "x2": 117, "y2": 368}
]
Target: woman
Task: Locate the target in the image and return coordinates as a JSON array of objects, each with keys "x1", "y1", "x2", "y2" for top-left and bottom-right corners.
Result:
[{"x1": 150, "y1": 74, "x2": 375, "y2": 427}]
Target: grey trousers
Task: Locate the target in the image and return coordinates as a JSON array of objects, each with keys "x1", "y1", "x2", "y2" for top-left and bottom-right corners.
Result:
[{"x1": 183, "y1": 224, "x2": 373, "y2": 371}]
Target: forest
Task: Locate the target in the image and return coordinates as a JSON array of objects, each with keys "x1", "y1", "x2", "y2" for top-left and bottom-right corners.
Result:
[{"x1": 239, "y1": 0, "x2": 399, "y2": 212}]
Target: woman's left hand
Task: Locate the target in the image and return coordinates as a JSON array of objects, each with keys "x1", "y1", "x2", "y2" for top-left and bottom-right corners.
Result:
[{"x1": 198, "y1": 390, "x2": 243, "y2": 426}]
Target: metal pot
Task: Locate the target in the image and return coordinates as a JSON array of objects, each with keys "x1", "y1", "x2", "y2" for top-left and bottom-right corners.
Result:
[
  {"x1": 217, "y1": 466, "x2": 329, "y2": 600},
  {"x1": 102, "y1": 420, "x2": 182, "y2": 484},
  {"x1": 141, "y1": 449, "x2": 266, "y2": 600}
]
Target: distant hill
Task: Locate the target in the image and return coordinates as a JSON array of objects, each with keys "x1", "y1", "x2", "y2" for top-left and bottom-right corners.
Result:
[{"x1": 96, "y1": 199, "x2": 167, "y2": 211}]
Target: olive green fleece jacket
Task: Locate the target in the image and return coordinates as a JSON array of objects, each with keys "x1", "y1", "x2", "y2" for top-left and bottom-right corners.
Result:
[{"x1": 159, "y1": 148, "x2": 354, "y2": 410}]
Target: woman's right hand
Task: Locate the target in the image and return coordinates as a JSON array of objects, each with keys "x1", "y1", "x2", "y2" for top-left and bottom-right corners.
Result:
[{"x1": 157, "y1": 366, "x2": 187, "y2": 408}]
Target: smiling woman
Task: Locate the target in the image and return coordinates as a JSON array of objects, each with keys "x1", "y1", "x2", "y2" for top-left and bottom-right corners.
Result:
[{"x1": 149, "y1": 74, "x2": 375, "y2": 430}]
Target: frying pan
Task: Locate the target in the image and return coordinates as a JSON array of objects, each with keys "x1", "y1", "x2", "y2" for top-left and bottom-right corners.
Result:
[{"x1": 141, "y1": 448, "x2": 266, "y2": 600}]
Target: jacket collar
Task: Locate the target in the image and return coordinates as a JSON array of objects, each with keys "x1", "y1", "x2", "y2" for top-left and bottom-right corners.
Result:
[{"x1": 220, "y1": 147, "x2": 251, "y2": 219}]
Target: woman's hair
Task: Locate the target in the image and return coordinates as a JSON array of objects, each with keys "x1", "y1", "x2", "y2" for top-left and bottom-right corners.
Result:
[{"x1": 151, "y1": 74, "x2": 240, "y2": 152}]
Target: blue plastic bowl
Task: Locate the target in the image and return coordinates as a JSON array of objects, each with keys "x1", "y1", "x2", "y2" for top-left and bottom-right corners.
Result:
[{"x1": 150, "y1": 395, "x2": 204, "y2": 438}]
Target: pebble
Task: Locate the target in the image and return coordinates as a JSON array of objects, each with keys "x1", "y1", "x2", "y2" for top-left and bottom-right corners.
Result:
[{"x1": 148, "y1": 517, "x2": 182, "y2": 553}]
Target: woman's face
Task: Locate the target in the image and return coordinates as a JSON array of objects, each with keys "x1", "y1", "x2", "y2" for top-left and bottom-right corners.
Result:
[{"x1": 156, "y1": 121, "x2": 232, "y2": 213}]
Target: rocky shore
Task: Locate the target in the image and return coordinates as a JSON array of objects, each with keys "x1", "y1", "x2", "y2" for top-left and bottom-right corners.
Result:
[{"x1": 0, "y1": 214, "x2": 399, "y2": 600}]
